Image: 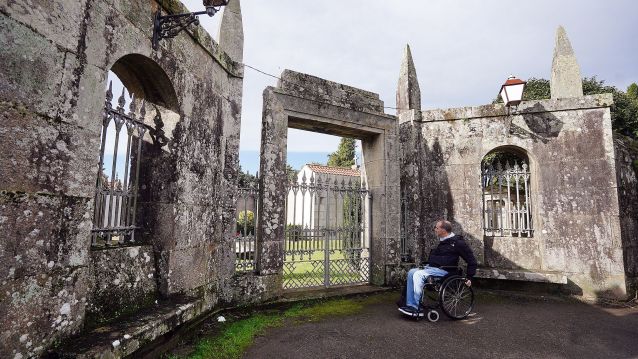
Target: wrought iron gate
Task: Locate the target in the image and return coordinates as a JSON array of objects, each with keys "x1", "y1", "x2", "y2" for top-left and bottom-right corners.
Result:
[{"x1": 283, "y1": 172, "x2": 370, "y2": 289}]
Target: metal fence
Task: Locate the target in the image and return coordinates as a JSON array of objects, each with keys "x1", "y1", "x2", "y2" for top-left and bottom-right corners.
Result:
[
  {"x1": 91, "y1": 83, "x2": 158, "y2": 247},
  {"x1": 481, "y1": 161, "x2": 533, "y2": 237},
  {"x1": 400, "y1": 194, "x2": 412, "y2": 262},
  {"x1": 235, "y1": 185, "x2": 258, "y2": 272},
  {"x1": 283, "y1": 173, "x2": 370, "y2": 289}
]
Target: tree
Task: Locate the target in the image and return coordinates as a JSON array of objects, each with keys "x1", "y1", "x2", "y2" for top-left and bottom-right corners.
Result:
[
  {"x1": 327, "y1": 137, "x2": 356, "y2": 167},
  {"x1": 326, "y1": 137, "x2": 361, "y2": 261},
  {"x1": 236, "y1": 210, "x2": 255, "y2": 236},
  {"x1": 286, "y1": 164, "x2": 297, "y2": 182},
  {"x1": 492, "y1": 77, "x2": 550, "y2": 103},
  {"x1": 238, "y1": 166, "x2": 258, "y2": 188},
  {"x1": 494, "y1": 77, "x2": 638, "y2": 139}
]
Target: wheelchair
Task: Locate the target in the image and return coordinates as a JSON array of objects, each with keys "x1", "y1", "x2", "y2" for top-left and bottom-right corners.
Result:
[{"x1": 413, "y1": 265, "x2": 475, "y2": 322}]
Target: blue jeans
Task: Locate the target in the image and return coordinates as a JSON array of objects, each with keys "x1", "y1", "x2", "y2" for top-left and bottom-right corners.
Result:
[{"x1": 406, "y1": 266, "x2": 448, "y2": 309}]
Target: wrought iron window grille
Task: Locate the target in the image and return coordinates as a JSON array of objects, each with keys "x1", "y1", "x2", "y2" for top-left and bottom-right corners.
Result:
[
  {"x1": 235, "y1": 183, "x2": 259, "y2": 272},
  {"x1": 91, "y1": 82, "x2": 168, "y2": 248},
  {"x1": 481, "y1": 160, "x2": 533, "y2": 237},
  {"x1": 400, "y1": 194, "x2": 414, "y2": 262}
]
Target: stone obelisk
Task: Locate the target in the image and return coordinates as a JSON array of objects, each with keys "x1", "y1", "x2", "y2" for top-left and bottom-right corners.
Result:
[
  {"x1": 396, "y1": 44, "x2": 421, "y2": 115},
  {"x1": 551, "y1": 26, "x2": 583, "y2": 99}
]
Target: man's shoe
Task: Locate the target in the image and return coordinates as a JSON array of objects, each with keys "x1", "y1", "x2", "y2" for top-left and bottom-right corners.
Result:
[{"x1": 398, "y1": 306, "x2": 424, "y2": 317}]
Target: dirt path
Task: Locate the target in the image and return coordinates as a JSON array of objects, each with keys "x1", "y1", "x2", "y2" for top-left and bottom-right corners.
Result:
[{"x1": 243, "y1": 292, "x2": 638, "y2": 359}]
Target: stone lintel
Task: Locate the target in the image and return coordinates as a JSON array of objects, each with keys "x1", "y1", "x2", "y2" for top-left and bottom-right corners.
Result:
[
  {"x1": 277, "y1": 69, "x2": 385, "y2": 114},
  {"x1": 475, "y1": 268, "x2": 568, "y2": 284},
  {"x1": 419, "y1": 94, "x2": 613, "y2": 122}
]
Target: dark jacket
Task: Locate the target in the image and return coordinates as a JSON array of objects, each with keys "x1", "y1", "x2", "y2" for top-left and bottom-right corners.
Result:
[{"x1": 427, "y1": 234, "x2": 477, "y2": 278}]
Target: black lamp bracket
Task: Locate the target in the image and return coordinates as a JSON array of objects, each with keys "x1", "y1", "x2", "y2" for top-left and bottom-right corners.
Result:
[{"x1": 152, "y1": 7, "x2": 221, "y2": 50}]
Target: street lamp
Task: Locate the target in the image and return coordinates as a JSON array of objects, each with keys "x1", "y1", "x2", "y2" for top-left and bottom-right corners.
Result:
[
  {"x1": 152, "y1": 0, "x2": 230, "y2": 50},
  {"x1": 499, "y1": 75, "x2": 526, "y2": 108}
]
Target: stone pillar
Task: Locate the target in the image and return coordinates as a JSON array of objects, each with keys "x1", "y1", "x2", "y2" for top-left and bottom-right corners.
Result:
[
  {"x1": 396, "y1": 44, "x2": 421, "y2": 116},
  {"x1": 362, "y1": 128, "x2": 402, "y2": 286},
  {"x1": 550, "y1": 26, "x2": 583, "y2": 99},
  {"x1": 398, "y1": 110, "x2": 424, "y2": 264},
  {"x1": 217, "y1": 0, "x2": 243, "y2": 63},
  {"x1": 256, "y1": 88, "x2": 287, "y2": 275},
  {"x1": 396, "y1": 44, "x2": 423, "y2": 264}
]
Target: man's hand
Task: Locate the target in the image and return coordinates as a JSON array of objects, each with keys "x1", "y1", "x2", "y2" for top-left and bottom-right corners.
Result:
[{"x1": 465, "y1": 279, "x2": 472, "y2": 287}]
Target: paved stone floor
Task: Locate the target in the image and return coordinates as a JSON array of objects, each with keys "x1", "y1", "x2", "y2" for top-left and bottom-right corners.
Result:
[{"x1": 244, "y1": 292, "x2": 638, "y2": 359}]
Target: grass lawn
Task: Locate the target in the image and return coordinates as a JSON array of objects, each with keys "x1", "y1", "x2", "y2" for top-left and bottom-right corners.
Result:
[{"x1": 283, "y1": 250, "x2": 370, "y2": 288}]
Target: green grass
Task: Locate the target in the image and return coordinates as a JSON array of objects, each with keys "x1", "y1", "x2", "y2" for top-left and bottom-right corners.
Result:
[
  {"x1": 187, "y1": 315, "x2": 282, "y2": 359},
  {"x1": 283, "y1": 298, "x2": 364, "y2": 322},
  {"x1": 179, "y1": 293, "x2": 392, "y2": 359},
  {"x1": 283, "y1": 250, "x2": 369, "y2": 287}
]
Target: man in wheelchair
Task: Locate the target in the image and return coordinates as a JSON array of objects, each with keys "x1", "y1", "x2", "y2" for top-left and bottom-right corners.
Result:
[{"x1": 398, "y1": 220, "x2": 477, "y2": 319}]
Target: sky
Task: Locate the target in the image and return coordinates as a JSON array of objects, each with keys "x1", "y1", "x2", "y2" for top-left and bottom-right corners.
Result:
[{"x1": 112, "y1": 0, "x2": 638, "y2": 174}]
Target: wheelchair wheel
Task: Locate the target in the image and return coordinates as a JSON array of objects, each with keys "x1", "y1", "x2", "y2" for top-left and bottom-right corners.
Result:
[
  {"x1": 439, "y1": 276, "x2": 474, "y2": 320},
  {"x1": 427, "y1": 310, "x2": 440, "y2": 322}
]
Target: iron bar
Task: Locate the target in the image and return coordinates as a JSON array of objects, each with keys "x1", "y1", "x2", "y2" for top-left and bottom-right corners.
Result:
[
  {"x1": 91, "y1": 87, "x2": 153, "y2": 247},
  {"x1": 505, "y1": 161, "x2": 513, "y2": 234},
  {"x1": 482, "y1": 160, "x2": 532, "y2": 237}
]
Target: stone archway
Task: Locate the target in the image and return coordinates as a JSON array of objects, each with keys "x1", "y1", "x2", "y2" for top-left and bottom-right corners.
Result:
[{"x1": 256, "y1": 70, "x2": 401, "y2": 287}]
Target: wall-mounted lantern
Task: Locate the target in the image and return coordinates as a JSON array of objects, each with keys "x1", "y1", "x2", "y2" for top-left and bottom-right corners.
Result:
[
  {"x1": 499, "y1": 75, "x2": 526, "y2": 108},
  {"x1": 152, "y1": 0, "x2": 230, "y2": 50}
]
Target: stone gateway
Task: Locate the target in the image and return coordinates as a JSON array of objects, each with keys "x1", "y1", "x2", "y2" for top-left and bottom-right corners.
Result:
[{"x1": 1, "y1": 1, "x2": 636, "y2": 357}]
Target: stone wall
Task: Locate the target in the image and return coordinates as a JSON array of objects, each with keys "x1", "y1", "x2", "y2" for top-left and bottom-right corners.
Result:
[
  {"x1": 87, "y1": 246, "x2": 157, "y2": 325},
  {"x1": 399, "y1": 94, "x2": 630, "y2": 299},
  {"x1": 614, "y1": 134, "x2": 638, "y2": 297},
  {"x1": 0, "y1": 0, "x2": 244, "y2": 356}
]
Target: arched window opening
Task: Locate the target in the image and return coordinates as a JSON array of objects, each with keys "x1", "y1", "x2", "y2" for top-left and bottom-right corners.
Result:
[
  {"x1": 92, "y1": 55, "x2": 177, "y2": 248},
  {"x1": 481, "y1": 147, "x2": 533, "y2": 237}
]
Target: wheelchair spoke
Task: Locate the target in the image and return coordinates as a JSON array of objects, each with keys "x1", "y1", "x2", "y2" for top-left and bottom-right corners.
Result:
[{"x1": 439, "y1": 277, "x2": 474, "y2": 319}]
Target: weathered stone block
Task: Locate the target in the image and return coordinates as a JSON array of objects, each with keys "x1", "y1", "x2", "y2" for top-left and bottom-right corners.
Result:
[
  {"x1": 257, "y1": 241, "x2": 284, "y2": 275},
  {"x1": 0, "y1": 0, "x2": 87, "y2": 52},
  {"x1": 0, "y1": 105, "x2": 99, "y2": 196},
  {"x1": 539, "y1": 186, "x2": 619, "y2": 216},
  {"x1": 278, "y1": 70, "x2": 384, "y2": 114},
  {"x1": 484, "y1": 236, "x2": 542, "y2": 270},
  {"x1": 164, "y1": 245, "x2": 210, "y2": 294},
  {"x1": 56, "y1": 53, "x2": 108, "y2": 131},
  {"x1": 87, "y1": 245, "x2": 158, "y2": 323},
  {"x1": 0, "y1": 192, "x2": 92, "y2": 280},
  {"x1": 0, "y1": 15, "x2": 67, "y2": 119},
  {"x1": 0, "y1": 266, "x2": 89, "y2": 359}
]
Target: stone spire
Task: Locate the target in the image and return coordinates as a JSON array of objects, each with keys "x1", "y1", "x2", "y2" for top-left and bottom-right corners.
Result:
[
  {"x1": 217, "y1": 0, "x2": 243, "y2": 63},
  {"x1": 396, "y1": 44, "x2": 421, "y2": 115},
  {"x1": 550, "y1": 26, "x2": 583, "y2": 99}
]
